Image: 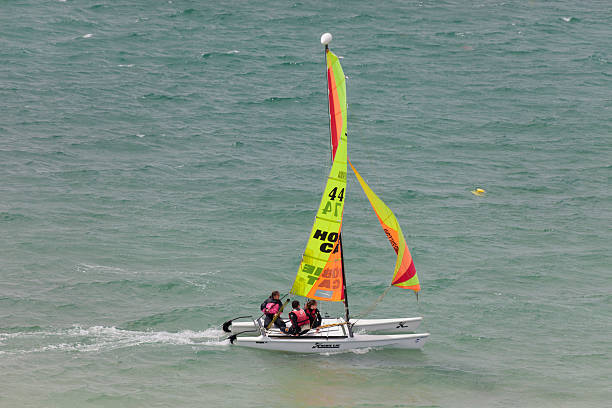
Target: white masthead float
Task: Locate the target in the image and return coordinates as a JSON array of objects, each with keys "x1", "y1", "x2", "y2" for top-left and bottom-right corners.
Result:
[
  {"x1": 320, "y1": 32, "x2": 333, "y2": 45},
  {"x1": 224, "y1": 33, "x2": 429, "y2": 353}
]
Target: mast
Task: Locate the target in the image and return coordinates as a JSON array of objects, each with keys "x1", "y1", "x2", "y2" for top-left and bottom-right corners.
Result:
[
  {"x1": 339, "y1": 235, "x2": 352, "y2": 336},
  {"x1": 322, "y1": 33, "x2": 353, "y2": 337}
]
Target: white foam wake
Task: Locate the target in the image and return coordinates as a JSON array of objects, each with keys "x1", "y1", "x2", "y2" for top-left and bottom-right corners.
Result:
[{"x1": 0, "y1": 326, "x2": 230, "y2": 355}]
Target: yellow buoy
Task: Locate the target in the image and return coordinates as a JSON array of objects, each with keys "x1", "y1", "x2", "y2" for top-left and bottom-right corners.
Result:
[{"x1": 471, "y1": 188, "x2": 486, "y2": 196}]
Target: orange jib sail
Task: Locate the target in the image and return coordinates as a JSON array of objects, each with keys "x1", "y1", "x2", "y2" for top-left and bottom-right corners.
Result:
[{"x1": 349, "y1": 161, "x2": 420, "y2": 292}]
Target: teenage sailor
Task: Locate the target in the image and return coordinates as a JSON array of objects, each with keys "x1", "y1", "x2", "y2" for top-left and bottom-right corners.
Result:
[
  {"x1": 260, "y1": 291, "x2": 286, "y2": 330},
  {"x1": 287, "y1": 300, "x2": 311, "y2": 336},
  {"x1": 305, "y1": 299, "x2": 322, "y2": 330}
]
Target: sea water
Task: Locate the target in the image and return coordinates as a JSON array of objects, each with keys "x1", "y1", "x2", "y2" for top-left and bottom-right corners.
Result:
[{"x1": 1, "y1": 1, "x2": 610, "y2": 407}]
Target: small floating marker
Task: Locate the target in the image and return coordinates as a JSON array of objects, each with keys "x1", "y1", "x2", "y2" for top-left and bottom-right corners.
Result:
[
  {"x1": 471, "y1": 188, "x2": 486, "y2": 196},
  {"x1": 320, "y1": 32, "x2": 332, "y2": 46}
]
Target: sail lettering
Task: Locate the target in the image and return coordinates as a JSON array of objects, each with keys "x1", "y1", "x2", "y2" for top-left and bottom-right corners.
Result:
[
  {"x1": 322, "y1": 200, "x2": 343, "y2": 216},
  {"x1": 322, "y1": 201, "x2": 333, "y2": 215},
  {"x1": 318, "y1": 265, "x2": 342, "y2": 290},
  {"x1": 321, "y1": 267, "x2": 341, "y2": 278},
  {"x1": 313, "y1": 229, "x2": 328, "y2": 241},
  {"x1": 384, "y1": 228, "x2": 399, "y2": 251},
  {"x1": 328, "y1": 187, "x2": 345, "y2": 201},
  {"x1": 317, "y1": 278, "x2": 341, "y2": 289},
  {"x1": 328, "y1": 187, "x2": 338, "y2": 200},
  {"x1": 313, "y1": 229, "x2": 339, "y2": 253},
  {"x1": 303, "y1": 263, "x2": 343, "y2": 290},
  {"x1": 320, "y1": 243, "x2": 333, "y2": 253},
  {"x1": 302, "y1": 264, "x2": 323, "y2": 284}
]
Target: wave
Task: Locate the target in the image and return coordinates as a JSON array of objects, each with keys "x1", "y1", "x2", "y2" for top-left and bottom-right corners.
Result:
[
  {"x1": 201, "y1": 50, "x2": 241, "y2": 60},
  {"x1": 75, "y1": 263, "x2": 127, "y2": 273},
  {"x1": 169, "y1": 8, "x2": 199, "y2": 18},
  {"x1": 0, "y1": 212, "x2": 29, "y2": 222},
  {"x1": 264, "y1": 96, "x2": 301, "y2": 103}
]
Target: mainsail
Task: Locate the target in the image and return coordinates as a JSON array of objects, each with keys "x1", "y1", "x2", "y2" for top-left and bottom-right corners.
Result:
[
  {"x1": 349, "y1": 161, "x2": 420, "y2": 292},
  {"x1": 290, "y1": 49, "x2": 348, "y2": 302}
]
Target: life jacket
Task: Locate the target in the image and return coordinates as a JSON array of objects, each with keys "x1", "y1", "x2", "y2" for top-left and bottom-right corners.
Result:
[
  {"x1": 305, "y1": 308, "x2": 321, "y2": 327},
  {"x1": 292, "y1": 308, "x2": 310, "y2": 327},
  {"x1": 261, "y1": 299, "x2": 280, "y2": 315}
]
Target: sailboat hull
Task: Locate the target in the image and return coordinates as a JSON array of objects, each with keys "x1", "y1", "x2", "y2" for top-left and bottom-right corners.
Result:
[
  {"x1": 232, "y1": 332, "x2": 429, "y2": 353},
  {"x1": 229, "y1": 317, "x2": 422, "y2": 335}
]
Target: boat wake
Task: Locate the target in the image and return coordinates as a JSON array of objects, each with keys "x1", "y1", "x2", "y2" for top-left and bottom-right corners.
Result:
[{"x1": 0, "y1": 325, "x2": 230, "y2": 355}]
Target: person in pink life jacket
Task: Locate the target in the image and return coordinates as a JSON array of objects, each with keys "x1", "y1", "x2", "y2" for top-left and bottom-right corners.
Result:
[
  {"x1": 260, "y1": 291, "x2": 286, "y2": 331},
  {"x1": 305, "y1": 299, "x2": 322, "y2": 330},
  {"x1": 286, "y1": 300, "x2": 311, "y2": 336}
]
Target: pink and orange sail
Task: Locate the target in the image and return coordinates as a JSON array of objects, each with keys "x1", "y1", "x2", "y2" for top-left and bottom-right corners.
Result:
[
  {"x1": 350, "y1": 162, "x2": 420, "y2": 292},
  {"x1": 290, "y1": 43, "x2": 420, "y2": 302}
]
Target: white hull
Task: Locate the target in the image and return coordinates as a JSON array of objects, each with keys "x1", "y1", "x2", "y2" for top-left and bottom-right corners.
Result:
[
  {"x1": 233, "y1": 332, "x2": 429, "y2": 353},
  {"x1": 229, "y1": 317, "x2": 422, "y2": 335}
]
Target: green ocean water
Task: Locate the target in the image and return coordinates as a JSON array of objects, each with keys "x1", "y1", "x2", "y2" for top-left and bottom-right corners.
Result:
[{"x1": 1, "y1": 0, "x2": 611, "y2": 406}]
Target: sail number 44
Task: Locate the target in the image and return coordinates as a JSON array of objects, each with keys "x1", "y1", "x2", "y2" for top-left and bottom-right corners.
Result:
[
  {"x1": 322, "y1": 187, "x2": 344, "y2": 216},
  {"x1": 328, "y1": 187, "x2": 344, "y2": 201}
]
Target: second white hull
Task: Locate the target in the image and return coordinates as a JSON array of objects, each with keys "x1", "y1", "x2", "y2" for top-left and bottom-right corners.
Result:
[{"x1": 229, "y1": 317, "x2": 422, "y2": 335}]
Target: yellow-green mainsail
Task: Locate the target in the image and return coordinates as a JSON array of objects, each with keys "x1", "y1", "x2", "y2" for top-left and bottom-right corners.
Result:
[{"x1": 290, "y1": 49, "x2": 347, "y2": 302}]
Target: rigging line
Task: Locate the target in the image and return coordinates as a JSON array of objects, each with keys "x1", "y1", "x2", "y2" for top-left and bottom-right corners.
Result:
[{"x1": 349, "y1": 285, "x2": 392, "y2": 328}]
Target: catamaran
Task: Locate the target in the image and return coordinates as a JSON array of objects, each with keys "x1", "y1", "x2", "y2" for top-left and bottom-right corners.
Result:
[{"x1": 226, "y1": 33, "x2": 429, "y2": 353}]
